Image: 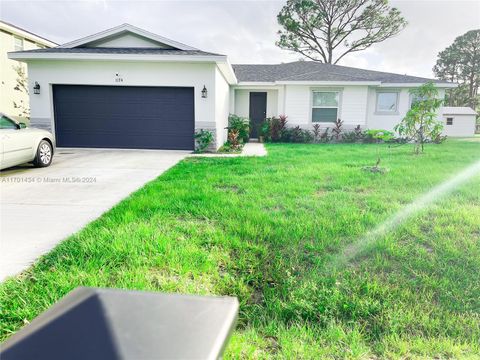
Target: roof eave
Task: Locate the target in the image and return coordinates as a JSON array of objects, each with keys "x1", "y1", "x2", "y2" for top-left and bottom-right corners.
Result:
[
  {"x1": 8, "y1": 52, "x2": 227, "y2": 63},
  {"x1": 217, "y1": 59, "x2": 237, "y2": 85},
  {"x1": 379, "y1": 82, "x2": 457, "y2": 88},
  {"x1": 276, "y1": 80, "x2": 381, "y2": 86}
]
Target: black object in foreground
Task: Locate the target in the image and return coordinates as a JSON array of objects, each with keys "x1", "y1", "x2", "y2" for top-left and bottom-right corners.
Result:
[{"x1": 0, "y1": 287, "x2": 239, "y2": 360}]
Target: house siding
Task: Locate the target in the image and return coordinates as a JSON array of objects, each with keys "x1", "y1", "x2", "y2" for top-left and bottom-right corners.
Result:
[
  {"x1": 233, "y1": 89, "x2": 279, "y2": 119},
  {"x1": 214, "y1": 66, "x2": 230, "y2": 147},
  {"x1": 283, "y1": 85, "x2": 368, "y2": 129},
  {"x1": 366, "y1": 87, "x2": 446, "y2": 131},
  {"x1": 27, "y1": 60, "x2": 219, "y2": 145},
  {"x1": 442, "y1": 114, "x2": 476, "y2": 137}
]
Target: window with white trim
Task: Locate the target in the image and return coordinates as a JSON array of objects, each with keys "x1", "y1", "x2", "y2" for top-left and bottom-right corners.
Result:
[
  {"x1": 376, "y1": 92, "x2": 398, "y2": 113},
  {"x1": 312, "y1": 91, "x2": 339, "y2": 122},
  {"x1": 446, "y1": 117, "x2": 453, "y2": 125},
  {"x1": 410, "y1": 94, "x2": 427, "y2": 108},
  {"x1": 14, "y1": 36, "x2": 24, "y2": 51}
]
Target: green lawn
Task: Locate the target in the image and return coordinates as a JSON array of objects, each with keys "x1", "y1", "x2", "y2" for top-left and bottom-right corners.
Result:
[{"x1": 1, "y1": 141, "x2": 480, "y2": 359}]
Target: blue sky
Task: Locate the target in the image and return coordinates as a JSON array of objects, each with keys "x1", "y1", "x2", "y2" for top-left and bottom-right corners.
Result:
[{"x1": 1, "y1": 0, "x2": 479, "y2": 78}]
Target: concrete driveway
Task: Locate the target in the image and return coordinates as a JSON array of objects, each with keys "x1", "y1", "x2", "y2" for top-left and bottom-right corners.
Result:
[{"x1": 0, "y1": 148, "x2": 189, "y2": 281}]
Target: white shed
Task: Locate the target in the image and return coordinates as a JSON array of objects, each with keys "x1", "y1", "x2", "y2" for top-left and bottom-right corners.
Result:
[{"x1": 441, "y1": 107, "x2": 477, "y2": 137}]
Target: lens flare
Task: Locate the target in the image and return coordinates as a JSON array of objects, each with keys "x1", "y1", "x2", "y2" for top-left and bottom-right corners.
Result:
[{"x1": 333, "y1": 158, "x2": 480, "y2": 267}]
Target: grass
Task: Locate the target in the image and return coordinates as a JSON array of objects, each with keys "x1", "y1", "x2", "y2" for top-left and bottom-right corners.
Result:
[{"x1": 1, "y1": 140, "x2": 480, "y2": 359}]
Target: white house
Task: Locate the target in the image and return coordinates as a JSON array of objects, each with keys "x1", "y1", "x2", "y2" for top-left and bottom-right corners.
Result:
[{"x1": 8, "y1": 24, "x2": 471, "y2": 151}]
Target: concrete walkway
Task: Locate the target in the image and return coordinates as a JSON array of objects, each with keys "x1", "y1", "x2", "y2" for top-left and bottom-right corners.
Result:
[{"x1": 0, "y1": 148, "x2": 189, "y2": 281}]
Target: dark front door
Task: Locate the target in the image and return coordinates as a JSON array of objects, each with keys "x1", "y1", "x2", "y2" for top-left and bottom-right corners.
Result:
[
  {"x1": 249, "y1": 92, "x2": 267, "y2": 138},
  {"x1": 53, "y1": 85, "x2": 195, "y2": 150}
]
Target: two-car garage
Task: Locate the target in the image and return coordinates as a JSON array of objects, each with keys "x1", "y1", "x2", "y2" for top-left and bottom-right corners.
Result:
[{"x1": 52, "y1": 85, "x2": 195, "y2": 150}]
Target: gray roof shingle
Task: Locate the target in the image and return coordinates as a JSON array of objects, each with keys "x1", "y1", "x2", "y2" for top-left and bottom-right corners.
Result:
[
  {"x1": 232, "y1": 61, "x2": 449, "y2": 84},
  {"x1": 9, "y1": 47, "x2": 223, "y2": 56}
]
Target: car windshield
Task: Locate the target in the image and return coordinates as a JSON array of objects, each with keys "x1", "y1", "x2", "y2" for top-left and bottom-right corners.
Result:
[{"x1": 0, "y1": 116, "x2": 18, "y2": 130}]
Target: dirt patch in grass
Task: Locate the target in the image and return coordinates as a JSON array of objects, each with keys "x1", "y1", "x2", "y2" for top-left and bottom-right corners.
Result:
[{"x1": 215, "y1": 184, "x2": 245, "y2": 194}]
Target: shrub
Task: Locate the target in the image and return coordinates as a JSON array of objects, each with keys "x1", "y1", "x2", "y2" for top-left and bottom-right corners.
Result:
[
  {"x1": 218, "y1": 141, "x2": 242, "y2": 153},
  {"x1": 272, "y1": 115, "x2": 288, "y2": 141},
  {"x1": 320, "y1": 127, "x2": 331, "y2": 143},
  {"x1": 261, "y1": 115, "x2": 288, "y2": 142},
  {"x1": 342, "y1": 125, "x2": 364, "y2": 143},
  {"x1": 260, "y1": 120, "x2": 271, "y2": 141},
  {"x1": 432, "y1": 133, "x2": 448, "y2": 144},
  {"x1": 227, "y1": 114, "x2": 250, "y2": 143},
  {"x1": 194, "y1": 129, "x2": 214, "y2": 153},
  {"x1": 363, "y1": 129, "x2": 395, "y2": 143},
  {"x1": 331, "y1": 119, "x2": 344, "y2": 141},
  {"x1": 227, "y1": 129, "x2": 243, "y2": 150},
  {"x1": 342, "y1": 131, "x2": 359, "y2": 143},
  {"x1": 282, "y1": 126, "x2": 314, "y2": 143},
  {"x1": 312, "y1": 124, "x2": 322, "y2": 142}
]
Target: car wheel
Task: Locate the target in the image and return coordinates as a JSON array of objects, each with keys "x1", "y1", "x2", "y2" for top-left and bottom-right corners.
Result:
[{"x1": 34, "y1": 140, "x2": 53, "y2": 167}]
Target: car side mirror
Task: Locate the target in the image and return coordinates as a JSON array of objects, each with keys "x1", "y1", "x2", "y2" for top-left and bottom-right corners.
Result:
[{"x1": 18, "y1": 122, "x2": 27, "y2": 129}]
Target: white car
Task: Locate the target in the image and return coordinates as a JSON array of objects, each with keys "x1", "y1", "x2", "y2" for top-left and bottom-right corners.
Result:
[{"x1": 0, "y1": 113, "x2": 55, "y2": 170}]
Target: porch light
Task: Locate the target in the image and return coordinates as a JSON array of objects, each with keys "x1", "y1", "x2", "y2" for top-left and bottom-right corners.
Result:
[
  {"x1": 201, "y1": 85, "x2": 208, "y2": 98},
  {"x1": 33, "y1": 82, "x2": 40, "y2": 95}
]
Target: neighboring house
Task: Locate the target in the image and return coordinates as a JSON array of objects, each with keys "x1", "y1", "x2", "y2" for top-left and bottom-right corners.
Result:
[
  {"x1": 0, "y1": 20, "x2": 57, "y2": 118},
  {"x1": 441, "y1": 107, "x2": 478, "y2": 137},
  {"x1": 8, "y1": 24, "x2": 472, "y2": 151}
]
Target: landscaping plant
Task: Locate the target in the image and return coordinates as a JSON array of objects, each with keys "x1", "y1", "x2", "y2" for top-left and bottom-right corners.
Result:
[
  {"x1": 261, "y1": 115, "x2": 288, "y2": 142},
  {"x1": 227, "y1": 114, "x2": 250, "y2": 143},
  {"x1": 331, "y1": 118, "x2": 344, "y2": 141},
  {"x1": 194, "y1": 129, "x2": 214, "y2": 153},
  {"x1": 312, "y1": 123, "x2": 322, "y2": 143},
  {"x1": 395, "y1": 82, "x2": 444, "y2": 154}
]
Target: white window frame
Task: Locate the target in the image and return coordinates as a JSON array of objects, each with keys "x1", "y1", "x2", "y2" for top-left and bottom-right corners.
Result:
[
  {"x1": 446, "y1": 117, "x2": 453, "y2": 125},
  {"x1": 311, "y1": 89, "x2": 341, "y2": 123},
  {"x1": 375, "y1": 90, "x2": 399, "y2": 114}
]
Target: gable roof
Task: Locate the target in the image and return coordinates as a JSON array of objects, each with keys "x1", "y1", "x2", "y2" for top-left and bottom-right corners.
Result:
[
  {"x1": 58, "y1": 23, "x2": 197, "y2": 50},
  {"x1": 232, "y1": 61, "x2": 453, "y2": 86}
]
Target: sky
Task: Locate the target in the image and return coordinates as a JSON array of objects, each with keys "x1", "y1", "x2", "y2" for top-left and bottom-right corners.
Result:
[{"x1": 1, "y1": 0, "x2": 479, "y2": 78}]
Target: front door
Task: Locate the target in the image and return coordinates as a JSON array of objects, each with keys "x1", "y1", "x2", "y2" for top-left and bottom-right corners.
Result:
[{"x1": 249, "y1": 92, "x2": 267, "y2": 138}]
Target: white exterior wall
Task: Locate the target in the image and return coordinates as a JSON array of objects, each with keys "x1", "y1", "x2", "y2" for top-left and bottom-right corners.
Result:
[
  {"x1": 214, "y1": 66, "x2": 230, "y2": 147},
  {"x1": 1, "y1": 30, "x2": 53, "y2": 118},
  {"x1": 442, "y1": 114, "x2": 476, "y2": 137},
  {"x1": 283, "y1": 85, "x2": 368, "y2": 129},
  {"x1": 233, "y1": 89, "x2": 279, "y2": 118},
  {"x1": 27, "y1": 60, "x2": 218, "y2": 142},
  {"x1": 366, "y1": 87, "x2": 446, "y2": 131}
]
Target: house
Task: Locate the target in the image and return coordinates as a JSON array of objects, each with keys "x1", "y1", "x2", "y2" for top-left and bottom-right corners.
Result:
[
  {"x1": 441, "y1": 107, "x2": 478, "y2": 137},
  {"x1": 8, "y1": 23, "x2": 471, "y2": 151},
  {"x1": 0, "y1": 20, "x2": 57, "y2": 118}
]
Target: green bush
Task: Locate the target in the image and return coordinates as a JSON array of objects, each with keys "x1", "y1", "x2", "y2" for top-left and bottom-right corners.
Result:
[
  {"x1": 227, "y1": 114, "x2": 250, "y2": 143},
  {"x1": 281, "y1": 126, "x2": 314, "y2": 143},
  {"x1": 363, "y1": 129, "x2": 395, "y2": 143},
  {"x1": 194, "y1": 129, "x2": 214, "y2": 153},
  {"x1": 260, "y1": 115, "x2": 288, "y2": 142}
]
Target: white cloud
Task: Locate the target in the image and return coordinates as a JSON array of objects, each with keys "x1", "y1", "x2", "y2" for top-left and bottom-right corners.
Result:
[{"x1": 1, "y1": 0, "x2": 478, "y2": 77}]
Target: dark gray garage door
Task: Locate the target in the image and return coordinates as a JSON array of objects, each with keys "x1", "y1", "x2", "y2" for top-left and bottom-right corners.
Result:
[{"x1": 53, "y1": 85, "x2": 194, "y2": 150}]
